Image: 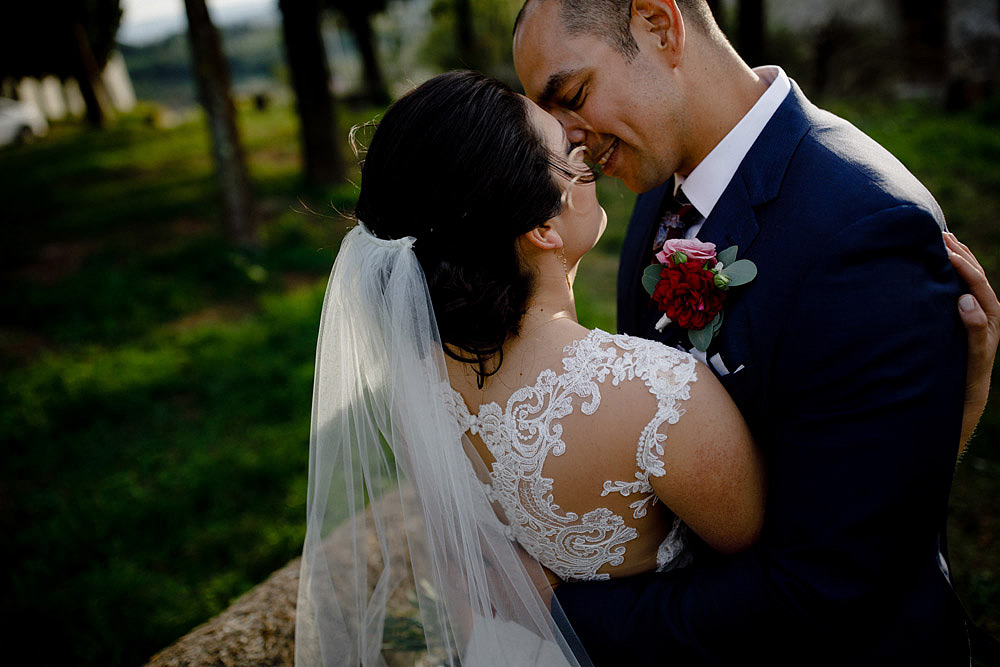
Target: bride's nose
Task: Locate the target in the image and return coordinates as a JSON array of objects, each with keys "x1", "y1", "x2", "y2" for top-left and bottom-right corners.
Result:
[{"x1": 564, "y1": 122, "x2": 587, "y2": 146}]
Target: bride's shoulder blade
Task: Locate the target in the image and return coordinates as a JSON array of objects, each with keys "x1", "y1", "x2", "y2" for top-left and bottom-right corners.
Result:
[{"x1": 576, "y1": 328, "x2": 766, "y2": 554}]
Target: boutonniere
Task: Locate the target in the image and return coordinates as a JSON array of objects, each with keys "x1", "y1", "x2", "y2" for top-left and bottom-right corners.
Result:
[{"x1": 642, "y1": 239, "x2": 757, "y2": 351}]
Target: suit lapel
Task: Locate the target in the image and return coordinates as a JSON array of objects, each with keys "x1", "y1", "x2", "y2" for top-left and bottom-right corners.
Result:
[{"x1": 697, "y1": 181, "x2": 758, "y2": 255}]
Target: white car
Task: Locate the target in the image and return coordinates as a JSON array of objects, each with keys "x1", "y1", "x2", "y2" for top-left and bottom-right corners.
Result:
[{"x1": 0, "y1": 98, "x2": 48, "y2": 147}]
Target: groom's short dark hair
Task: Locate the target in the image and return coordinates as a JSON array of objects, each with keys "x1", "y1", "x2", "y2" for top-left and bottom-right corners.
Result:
[{"x1": 515, "y1": 0, "x2": 717, "y2": 62}]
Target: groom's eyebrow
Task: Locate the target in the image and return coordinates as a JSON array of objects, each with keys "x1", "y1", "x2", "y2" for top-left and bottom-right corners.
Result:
[{"x1": 538, "y1": 69, "x2": 581, "y2": 107}]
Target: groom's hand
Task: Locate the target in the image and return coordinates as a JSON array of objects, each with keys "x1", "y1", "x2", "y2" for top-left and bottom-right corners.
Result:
[{"x1": 946, "y1": 232, "x2": 999, "y2": 455}]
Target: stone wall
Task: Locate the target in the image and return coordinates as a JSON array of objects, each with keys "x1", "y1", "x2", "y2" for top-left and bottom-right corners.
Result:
[
  {"x1": 144, "y1": 557, "x2": 299, "y2": 666},
  {"x1": 145, "y1": 485, "x2": 422, "y2": 667}
]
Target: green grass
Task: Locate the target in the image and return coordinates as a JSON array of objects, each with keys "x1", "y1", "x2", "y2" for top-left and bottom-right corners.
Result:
[
  {"x1": 0, "y1": 101, "x2": 359, "y2": 666},
  {"x1": 1, "y1": 95, "x2": 997, "y2": 665},
  {"x1": 3, "y1": 289, "x2": 321, "y2": 664}
]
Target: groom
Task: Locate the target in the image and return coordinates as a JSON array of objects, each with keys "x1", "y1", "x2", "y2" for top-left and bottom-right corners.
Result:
[{"x1": 514, "y1": 1, "x2": 984, "y2": 664}]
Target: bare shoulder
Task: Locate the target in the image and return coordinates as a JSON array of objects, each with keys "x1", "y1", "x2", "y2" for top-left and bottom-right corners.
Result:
[
  {"x1": 546, "y1": 330, "x2": 703, "y2": 476},
  {"x1": 572, "y1": 330, "x2": 764, "y2": 553}
]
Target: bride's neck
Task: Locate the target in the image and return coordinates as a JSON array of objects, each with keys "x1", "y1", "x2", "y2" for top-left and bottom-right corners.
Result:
[
  {"x1": 518, "y1": 264, "x2": 578, "y2": 336},
  {"x1": 445, "y1": 258, "x2": 582, "y2": 393}
]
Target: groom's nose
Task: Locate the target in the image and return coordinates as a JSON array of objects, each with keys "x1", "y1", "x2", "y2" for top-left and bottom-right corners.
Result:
[{"x1": 554, "y1": 109, "x2": 596, "y2": 152}]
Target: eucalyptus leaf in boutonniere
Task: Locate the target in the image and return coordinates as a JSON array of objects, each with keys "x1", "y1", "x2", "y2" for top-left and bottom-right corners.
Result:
[{"x1": 642, "y1": 239, "x2": 757, "y2": 352}]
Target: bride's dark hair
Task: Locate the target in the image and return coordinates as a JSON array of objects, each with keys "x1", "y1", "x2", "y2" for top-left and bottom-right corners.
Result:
[{"x1": 355, "y1": 70, "x2": 584, "y2": 387}]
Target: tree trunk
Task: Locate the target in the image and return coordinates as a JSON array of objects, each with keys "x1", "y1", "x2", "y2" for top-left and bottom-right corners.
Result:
[
  {"x1": 455, "y1": 0, "x2": 476, "y2": 67},
  {"x1": 183, "y1": 0, "x2": 257, "y2": 249},
  {"x1": 72, "y1": 21, "x2": 115, "y2": 128},
  {"x1": 343, "y1": 9, "x2": 390, "y2": 105},
  {"x1": 945, "y1": 0, "x2": 1000, "y2": 110},
  {"x1": 737, "y1": 0, "x2": 765, "y2": 67},
  {"x1": 279, "y1": 0, "x2": 346, "y2": 187},
  {"x1": 900, "y1": 0, "x2": 947, "y2": 89}
]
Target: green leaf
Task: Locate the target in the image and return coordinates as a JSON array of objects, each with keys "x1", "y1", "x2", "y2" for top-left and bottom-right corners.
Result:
[
  {"x1": 721, "y1": 259, "x2": 757, "y2": 286},
  {"x1": 689, "y1": 325, "x2": 714, "y2": 351},
  {"x1": 642, "y1": 264, "x2": 663, "y2": 295},
  {"x1": 712, "y1": 310, "x2": 724, "y2": 334},
  {"x1": 717, "y1": 245, "x2": 739, "y2": 267}
]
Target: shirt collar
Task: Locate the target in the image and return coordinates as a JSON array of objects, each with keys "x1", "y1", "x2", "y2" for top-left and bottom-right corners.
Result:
[{"x1": 676, "y1": 66, "x2": 791, "y2": 218}]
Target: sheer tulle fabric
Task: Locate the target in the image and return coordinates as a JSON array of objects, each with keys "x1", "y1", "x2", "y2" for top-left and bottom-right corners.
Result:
[{"x1": 295, "y1": 224, "x2": 589, "y2": 666}]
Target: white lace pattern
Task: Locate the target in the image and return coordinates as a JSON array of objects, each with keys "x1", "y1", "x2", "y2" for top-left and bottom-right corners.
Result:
[{"x1": 449, "y1": 329, "x2": 698, "y2": 581}]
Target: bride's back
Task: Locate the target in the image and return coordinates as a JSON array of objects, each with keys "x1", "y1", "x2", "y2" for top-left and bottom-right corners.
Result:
[
  {"x1": 446, "y1": 318, "x2": 762, "y2": 581},
  {"x1": 356, "y1": 70, "x2": 764, "y2": 582}
]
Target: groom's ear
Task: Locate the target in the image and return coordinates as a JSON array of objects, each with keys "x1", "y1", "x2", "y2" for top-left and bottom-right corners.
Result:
[
  {"x1": 632, "y1": 0, "x2": 685, "y2": 61},
  {"x1": 522, "y1": 223, "x2": 564, "y2": 252}
]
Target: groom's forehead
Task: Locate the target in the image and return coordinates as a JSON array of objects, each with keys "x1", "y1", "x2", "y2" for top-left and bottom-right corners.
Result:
[
  {"x1": 515, "y1": 2, "x2": 599, "y2": 98},
  {"x1": 514, "y1": 0, "x2": 580, "y2": 56}
]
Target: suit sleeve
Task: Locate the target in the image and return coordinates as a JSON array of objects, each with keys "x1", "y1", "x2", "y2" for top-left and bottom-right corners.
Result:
[{"x1": 555, "y1": 204, "x2": 967, "y2": 665}]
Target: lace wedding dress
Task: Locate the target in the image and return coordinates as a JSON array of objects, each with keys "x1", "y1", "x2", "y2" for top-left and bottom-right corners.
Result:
[{"x1": 447, "y1": 328, "x2": 699, "y2": 583}]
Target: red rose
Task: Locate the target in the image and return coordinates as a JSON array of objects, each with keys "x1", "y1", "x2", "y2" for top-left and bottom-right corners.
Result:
[{"x1": 651, "y1": 260, "x2": 727, "y2": 330}]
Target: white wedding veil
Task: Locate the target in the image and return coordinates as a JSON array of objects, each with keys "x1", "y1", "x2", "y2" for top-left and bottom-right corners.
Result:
[{"x1": 295, "y1": 223, "x2": 590, "y2": 666}]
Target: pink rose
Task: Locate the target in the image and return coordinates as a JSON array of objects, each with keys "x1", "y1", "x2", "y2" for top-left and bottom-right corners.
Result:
[{"x1": 656, "y1": 239, "x2": 717, "y2": 265}]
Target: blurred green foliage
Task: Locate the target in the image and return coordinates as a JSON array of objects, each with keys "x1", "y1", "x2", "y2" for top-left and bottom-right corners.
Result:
[
  {"x1": 422, "y1": 0, "x2": 524, "y2": 84},
  {"x1": 0, "y1": 94, "x2": 997, "y2": 666}
]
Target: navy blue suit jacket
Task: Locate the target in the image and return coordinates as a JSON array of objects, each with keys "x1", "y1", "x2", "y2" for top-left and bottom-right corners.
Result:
[{"x1": 556, "y1": 83, "x2": 970, "y2": 665}]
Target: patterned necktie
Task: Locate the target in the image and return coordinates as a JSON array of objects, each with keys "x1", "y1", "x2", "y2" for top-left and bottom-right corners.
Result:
[{"x1": 651, "y1": 188, "x2": 701, "y2": 258}]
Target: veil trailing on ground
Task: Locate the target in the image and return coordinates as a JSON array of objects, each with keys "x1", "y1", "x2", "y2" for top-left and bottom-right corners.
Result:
[{"x1": 295, "y1": 223, "x2": 590, "y2": 666}]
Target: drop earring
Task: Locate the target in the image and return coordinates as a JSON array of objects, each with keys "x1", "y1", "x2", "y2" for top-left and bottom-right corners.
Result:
[{"x1": 559, "y1": 248, "x2": 572, "y2": 292}]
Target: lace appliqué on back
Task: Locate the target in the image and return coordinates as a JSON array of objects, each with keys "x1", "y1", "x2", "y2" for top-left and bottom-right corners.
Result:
[{"x1": 450, "y1": 329, "x2": 698, "y2": 581}]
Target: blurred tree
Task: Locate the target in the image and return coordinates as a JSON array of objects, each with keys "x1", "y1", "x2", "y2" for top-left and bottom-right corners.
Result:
[
  {"x1": 737, "y1": 0, "x2": 765, "y2": 67},
  {"x1": 455, "y1": 0, "x2": 476, "y2": 67},
  {"x1": 0, "y1": 0, "x2": 121, "y2": 127},
  {"x1": 278, "y1": 0, "x2": 347, "y2": 187},
  {"x1": 899, "y1": 0, "x2": 947, "y2": 94},
  {"x1": 424, "y1": 0, "x2": 522, "y2": 82},
  {"x1": 327, "y1": 0, "x2": 391, "y2": 105},
  {"x1": 945, "y1": 0, "x2": 1000, "y2": 110},
  {"x1": 184, "y1": 0, "x2": 258, "y2": 248}
]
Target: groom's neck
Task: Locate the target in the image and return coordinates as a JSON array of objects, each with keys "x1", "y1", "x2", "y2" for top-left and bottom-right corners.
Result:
[{"x1": 678, "y1": 37, "x2": 770, "y2": 176}]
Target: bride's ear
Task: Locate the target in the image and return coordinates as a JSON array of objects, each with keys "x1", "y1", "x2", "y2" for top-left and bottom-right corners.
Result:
[{"x1": 522, "y1": 223, "x2": 564, "y2": 252}]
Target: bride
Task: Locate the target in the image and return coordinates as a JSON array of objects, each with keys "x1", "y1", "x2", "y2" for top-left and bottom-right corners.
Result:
[{"x1": 294, "y1": 71, "x2": 997, "y2": 666}]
